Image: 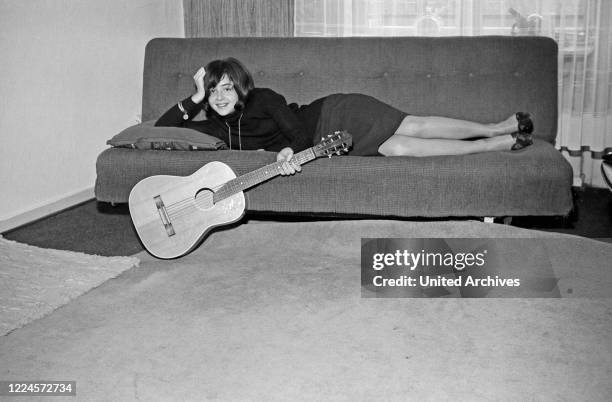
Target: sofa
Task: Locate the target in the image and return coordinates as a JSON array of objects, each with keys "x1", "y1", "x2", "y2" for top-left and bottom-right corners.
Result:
[{"x1": 95, "y1": 36, "x2": 574, "y2": 219}]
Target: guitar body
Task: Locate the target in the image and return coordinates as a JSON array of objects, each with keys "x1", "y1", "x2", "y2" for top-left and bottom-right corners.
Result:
[{"x1": 129, "y1": 161, "x2": 246, "y2": 259}]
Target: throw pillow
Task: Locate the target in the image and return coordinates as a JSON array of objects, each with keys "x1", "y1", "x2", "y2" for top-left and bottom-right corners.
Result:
[{"x1": 107, "y1": 120, "x2": 227, "y2": 150}]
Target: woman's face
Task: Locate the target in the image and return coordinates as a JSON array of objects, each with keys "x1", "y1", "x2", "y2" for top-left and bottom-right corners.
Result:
[{"x1": 208, "y1": 74, "x2": 239, "y2": 116}]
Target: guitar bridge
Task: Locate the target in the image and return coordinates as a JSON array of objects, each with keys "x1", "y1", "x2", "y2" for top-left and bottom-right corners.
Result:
[{"x1": 154, "y1": 195, "x2": 175, "y2": 237}]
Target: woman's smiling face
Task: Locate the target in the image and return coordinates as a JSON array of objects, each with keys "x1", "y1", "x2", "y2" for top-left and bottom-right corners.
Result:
[{"x1": 208, "y1": 74, "x2": 239, "y2": 116}]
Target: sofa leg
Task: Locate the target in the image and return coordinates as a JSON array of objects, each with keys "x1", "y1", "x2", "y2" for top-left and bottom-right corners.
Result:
[{"x1": 482, "y1": 217, "x2": 512, "y2": 224}]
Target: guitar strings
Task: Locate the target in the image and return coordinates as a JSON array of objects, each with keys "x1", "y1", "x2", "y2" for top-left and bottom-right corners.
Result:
[
  {"x1": 166, "y1": 195, "x2": 213, "y2": 220},
  {"x1": 164, "y1": 178, "x2": 247, "y2": 220},
  {"x1": 164, "y1": 184, "x2": 223, "y2": 219},
  {"x1": 164, "y1": 181, "x2": 225, "y2": 210},
  {"x1": 167, "y1": 197, "x2": 211, "y2": 220},
  {"x1": 159, "y1": 146, "x2": 326, "y2": 221},
  {"x1": 163, "y1": 161, "x2": 287, "y2": 218}
]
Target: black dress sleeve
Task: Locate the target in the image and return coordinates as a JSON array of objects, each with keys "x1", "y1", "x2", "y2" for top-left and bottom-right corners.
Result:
[
  {"x1": 263, "y1": 91, "x2": 313, "y2": 152},
  {"x1": 154, "y1": 96, "x2": 204, "y2": 127}
]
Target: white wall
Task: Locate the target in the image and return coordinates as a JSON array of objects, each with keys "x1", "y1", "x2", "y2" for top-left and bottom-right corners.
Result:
[{"x1": 0, "y1": 0, "x2": 184, "y2": 230}]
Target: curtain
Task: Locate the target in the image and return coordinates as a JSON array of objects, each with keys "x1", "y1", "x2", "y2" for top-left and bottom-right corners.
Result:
[
  {"x1": 295, "y1": 0, "x2": 612, "y2": 188},
  {"x1": 183, "y1": 0, "x2": 293, "y2": 37}
]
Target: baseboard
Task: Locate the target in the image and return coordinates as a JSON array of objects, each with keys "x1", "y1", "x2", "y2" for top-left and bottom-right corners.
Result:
[{"x1": 0, "y1": 187, "x2": 95, "y2": 234}]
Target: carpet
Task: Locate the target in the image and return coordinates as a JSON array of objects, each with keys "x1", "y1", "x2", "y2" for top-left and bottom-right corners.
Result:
[
  {"x1": 0, "y1": 236, "x2": 139, "y2": 336},
  {"x1": 0, "y1": 220, "x2": 610, "y2": 400}
]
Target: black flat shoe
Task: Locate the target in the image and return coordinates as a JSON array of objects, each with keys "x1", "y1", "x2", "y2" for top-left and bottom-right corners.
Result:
[
  {"x1": 511, "y1": 131, "x2": 533, "y2": 151},
  {"x1": 516, "y1": 112, "x2": 533, "y2": 134}
]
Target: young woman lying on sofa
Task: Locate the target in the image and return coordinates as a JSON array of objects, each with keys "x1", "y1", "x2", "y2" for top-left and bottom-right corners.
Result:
[{"x1": 155, "y1": 57, "x2": 534, "y2": 175}]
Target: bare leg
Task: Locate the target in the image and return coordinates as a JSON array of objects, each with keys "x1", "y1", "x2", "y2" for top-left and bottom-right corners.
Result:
[
  {"x1": 378, "y1": 133, "x2": 515, "y2": 157},
  {"x1": 395, "y1": 115, "x2": 518, "y2": 140}
]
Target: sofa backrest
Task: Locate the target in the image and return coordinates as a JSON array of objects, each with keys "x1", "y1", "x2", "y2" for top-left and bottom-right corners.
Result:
[{"x1": 142, "y1": 36, "x2": 558, "y2": 143}]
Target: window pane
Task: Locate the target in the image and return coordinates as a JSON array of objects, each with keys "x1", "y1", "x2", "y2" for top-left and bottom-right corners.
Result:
[{"x1": 294, "y1": 0, "x2": 591, "y2": 37}]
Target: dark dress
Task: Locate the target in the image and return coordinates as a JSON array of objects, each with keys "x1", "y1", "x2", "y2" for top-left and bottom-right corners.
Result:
[
  {"x1": 155, "y1": 88, "x2": 407, "y2": 156},
  {"x1": 315, "y1": 93, "x2": 408, "y2": 156}
]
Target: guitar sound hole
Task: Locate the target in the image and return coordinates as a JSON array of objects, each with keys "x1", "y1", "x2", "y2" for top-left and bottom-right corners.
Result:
[{"x1": 194, "y1": 188, "x2": 215, "y2": 210}]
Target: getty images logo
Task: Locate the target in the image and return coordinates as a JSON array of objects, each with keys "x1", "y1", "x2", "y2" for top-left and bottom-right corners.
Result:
[{"x1": 371, "y1": 249, "x2": 488, "y2": 272}]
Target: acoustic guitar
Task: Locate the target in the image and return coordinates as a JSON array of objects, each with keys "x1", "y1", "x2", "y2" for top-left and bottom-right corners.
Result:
[{"x1": 129, "y1": 131, "x2": 353, "y2": 259}]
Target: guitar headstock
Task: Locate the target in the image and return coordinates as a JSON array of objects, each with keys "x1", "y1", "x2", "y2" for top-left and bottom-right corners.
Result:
[{"x1": 312, "y1": 131, "x2": 353, "y2": 158}]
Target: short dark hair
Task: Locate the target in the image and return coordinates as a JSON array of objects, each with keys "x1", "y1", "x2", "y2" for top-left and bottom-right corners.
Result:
[{"x1": 204, "y1": 57, "x2": 254, "y2": 112}]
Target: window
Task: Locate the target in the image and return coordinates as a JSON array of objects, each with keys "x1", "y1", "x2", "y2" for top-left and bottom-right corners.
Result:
[{"x1": 294, "y1": 0, "x2": 592, "y2": 40}]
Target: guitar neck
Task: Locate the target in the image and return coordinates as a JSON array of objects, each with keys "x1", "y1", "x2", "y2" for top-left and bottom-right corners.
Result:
[{"x1": 213, "y1": 147, "x2": 317, "y2": 203}]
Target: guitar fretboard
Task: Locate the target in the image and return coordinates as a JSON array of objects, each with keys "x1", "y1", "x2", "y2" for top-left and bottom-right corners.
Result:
[{"x1": 213, "y1": 148, "x2": 316, "y2": 203}]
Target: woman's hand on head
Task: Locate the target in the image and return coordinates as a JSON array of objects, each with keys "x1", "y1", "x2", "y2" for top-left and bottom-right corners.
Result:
[
  {"x1": 276, "y1": 147, "x2": 301, "y2": 176},
  {"x1": 191, "y1": 67, "x2": 206, "y2": 104}
]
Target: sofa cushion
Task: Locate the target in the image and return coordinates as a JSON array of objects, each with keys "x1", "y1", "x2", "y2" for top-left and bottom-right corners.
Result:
[
  {"x1": 107, "y1": 120, "x2": 227, "y2": 151},
  {"x1": 143, "y1": 37, "x2": 559, "y2": 144},
  {"x1": 94, "y1": 140, "x2": 574, "y2": 217}
]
